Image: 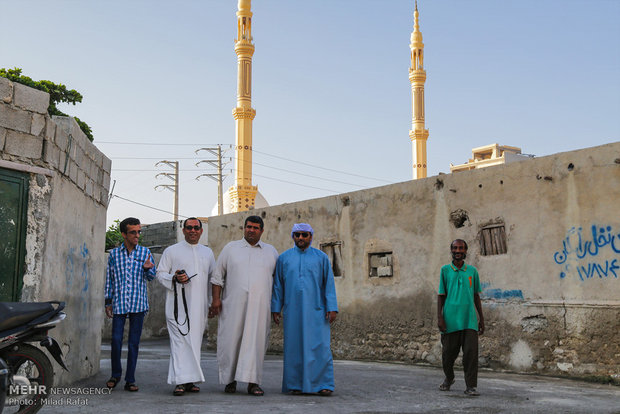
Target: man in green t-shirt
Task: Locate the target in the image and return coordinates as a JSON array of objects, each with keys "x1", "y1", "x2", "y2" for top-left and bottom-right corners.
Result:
[{"x1": 437, "y1": 239, "x2": 485, "y2": 396}]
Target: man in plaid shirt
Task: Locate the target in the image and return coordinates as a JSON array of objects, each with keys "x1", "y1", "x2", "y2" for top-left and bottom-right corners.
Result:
[{"x1": 104, "y1": 217, "x2": 156, "y2": 392}]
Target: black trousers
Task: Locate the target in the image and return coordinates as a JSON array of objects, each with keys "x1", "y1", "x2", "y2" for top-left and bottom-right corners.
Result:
[{"x1": 441, "y1": 329, "x2": 478, "y2": 388}]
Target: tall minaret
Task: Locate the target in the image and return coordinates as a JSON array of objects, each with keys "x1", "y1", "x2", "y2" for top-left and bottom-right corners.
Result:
[
  {"x1": 229, "y1": 0, "x2": 258, "y2": 212},
  {"x1": 409, "y1": 0, "x2": 429, "y2": 179}
]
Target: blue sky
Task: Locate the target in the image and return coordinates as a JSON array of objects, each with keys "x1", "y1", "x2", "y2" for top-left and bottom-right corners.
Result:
[{"x1": 1, "y1": 0, "x2": 619, "y2": 225}]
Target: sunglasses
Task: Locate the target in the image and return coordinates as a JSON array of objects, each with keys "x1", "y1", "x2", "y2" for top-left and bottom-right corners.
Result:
[
  {"x1": 184, "y1": 225, "x2": 201, "y2": 231},
  {"x1": 293, "y1": 232, "x2": 310, "y2": 238},
  {"x1": 127, "y1": 230, "x2": 142, "y2": 235}
]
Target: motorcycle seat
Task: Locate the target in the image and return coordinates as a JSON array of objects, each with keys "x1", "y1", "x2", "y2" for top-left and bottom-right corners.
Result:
[{"x1": 0, "y1": 302, "x2": 56, "y2": 333}]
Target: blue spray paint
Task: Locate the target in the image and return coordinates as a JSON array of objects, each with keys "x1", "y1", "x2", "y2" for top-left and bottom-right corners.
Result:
[
  {"x1": 553, "y1": 224, "x2": 620, "y2": 281},
  {"x1": 480, "y1": 282, "x2": 524, "y2": 301}
]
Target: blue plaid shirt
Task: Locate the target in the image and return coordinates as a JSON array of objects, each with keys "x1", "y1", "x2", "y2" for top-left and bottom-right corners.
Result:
[{"x1": 105, "y1": 243, "x2": 156, "y2": 314}]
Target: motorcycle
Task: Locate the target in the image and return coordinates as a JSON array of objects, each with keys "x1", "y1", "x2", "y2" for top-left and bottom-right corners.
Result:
[{"x1": 0, "y1": 302, "x2": 68, "y2": 414}]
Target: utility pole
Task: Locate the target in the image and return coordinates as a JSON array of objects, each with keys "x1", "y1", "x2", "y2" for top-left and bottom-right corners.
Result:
[
  {"x1": 196, "y1": 145, "x2": 230, "y2": 216},
  {"x1": 155, "y1": 160, "x2": 179, "y2": 221}
]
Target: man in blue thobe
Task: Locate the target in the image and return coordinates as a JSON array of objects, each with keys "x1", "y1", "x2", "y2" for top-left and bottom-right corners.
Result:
[{"x1": 271, "y1": 223, "x2": 338, "y2": 396}]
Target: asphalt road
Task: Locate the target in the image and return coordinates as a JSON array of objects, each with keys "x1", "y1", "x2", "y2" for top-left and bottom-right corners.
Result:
[{"x1": 36, "y1": 339, "x2": 620, "y2": 413}]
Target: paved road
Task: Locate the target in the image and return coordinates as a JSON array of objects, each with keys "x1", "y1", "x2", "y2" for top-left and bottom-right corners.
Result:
[{"x1": 40, "y1": 339, "x2": 620, "y2": 413}]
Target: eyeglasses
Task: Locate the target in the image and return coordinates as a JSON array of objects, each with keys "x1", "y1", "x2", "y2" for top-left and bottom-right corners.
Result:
[
  {"x1": 293, "y1": 232, "x2": 310, "y2": 238},
  {"x1": 127, "y1": 230, "x2": 142, "y2": 235},
  {"x1": 184, "y1": 225, "x2": 201, "y2": 231}
]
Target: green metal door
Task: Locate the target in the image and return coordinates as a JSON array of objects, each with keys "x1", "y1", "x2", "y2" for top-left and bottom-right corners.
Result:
[{"x1": 0, "y1": 168, "x2": 29, "y2": 301}]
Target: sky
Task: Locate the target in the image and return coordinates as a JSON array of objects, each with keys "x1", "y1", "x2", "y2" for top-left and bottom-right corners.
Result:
[{"x1": 1, "y1": 0, "x2": 619, "y2": 226}]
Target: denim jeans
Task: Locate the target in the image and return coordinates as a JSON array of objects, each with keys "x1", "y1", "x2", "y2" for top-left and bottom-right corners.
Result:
[{"x1": 111, "y1": 312, "x2": 145, "y2": 384}]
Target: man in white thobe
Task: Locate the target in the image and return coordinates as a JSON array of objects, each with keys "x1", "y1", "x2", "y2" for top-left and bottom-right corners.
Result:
[
  {"x1": 157, "y1": 217, "x2": 216, "y2": 396},
  {"x1": 209, "y1": 215, "x2": 279, "y2": 396}
]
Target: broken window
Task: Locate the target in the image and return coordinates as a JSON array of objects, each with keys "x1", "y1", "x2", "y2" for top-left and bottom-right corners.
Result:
[
  {"x1": 480, "y1": 224, "x2": 507, "y2": 256},
  {"x1": 320, "y1": 241, "x2": 344, "y2": 277},
  {"x1": 368, "y1": 252, "x2": 393, "y2": 278}
]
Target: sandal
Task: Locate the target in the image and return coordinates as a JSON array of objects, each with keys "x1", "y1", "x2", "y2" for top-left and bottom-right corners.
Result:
[
  {"x1": 106, "y1": 377, "x2": 120, "y2": 389},
  {"x1": 124, "y1": 382, "x2": 139, "y2": 392},
  {"x1": 247, "y1": 383, "x2": 264, "y2": 396},
  {"x1": 173, "y1": 385, "x2": 185, "y2": 396},
  {"x1": 290, "y1": 390, "x2": 302, "y2": 395},
  {"x1": 318, "y1": 389, "x2": 333, "y2": 396},
  {"x1": 224, "y1": 381, "x2": 237, "y2": 393},
  {"x1": 439, "y1": 379, "x2": 455, "y2": 391},
  {"x1": 464, "y1": 387, "x2": 480, "y2": 396},
  {"x1": 185, "y1": 383, "x2": 200, "y2": 393}
]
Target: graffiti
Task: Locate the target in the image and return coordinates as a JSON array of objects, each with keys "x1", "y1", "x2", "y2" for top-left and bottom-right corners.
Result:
[
  {"x1": 553, "y1": 225, "x2": 620, "y2": 281},
  {"x1": 65, "y1": 247, "x2": 75, "y2": 290},
  {"x1": 575, "y1": 259, "x2": 619, "y2": 280},
  {"x1": 554, "y1": 225, "x2": 620, "y2": 264},
  {"x1": 80, "y1": 243, "x2": 89, "y2": 292},
  {"x1": 65, "y1": 244, "x2": 90, "y2": 293},
  {"x1": 480, "y1": 282, "x2": 523, "y2": 301}
]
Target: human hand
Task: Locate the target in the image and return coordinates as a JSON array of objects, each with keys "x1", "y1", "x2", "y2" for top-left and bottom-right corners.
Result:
[
  {"x1": 105, "y1": 305, "x2": 113, "y2": 319},
  {"x1": 478, "y1": 320, "x2": 485, "y2": 335},
  {"x1": 174, "y1": 270, "x2": 189, "y2": 284},
  {"x1": 209, "y1": 298, "x2": 222, "y2": 317},
  {"x1": 326, "y1": 311, "x2": 337, "y2": 324},
  {"x1": 143, "y1": 257, "x2": 154, "y2": 270},
  {"x1": 271, "y1": 312, "x2": 281, "y2": 325},
  {"x1": 438, "y1": 317, "x2": 446, "y2": 332}
]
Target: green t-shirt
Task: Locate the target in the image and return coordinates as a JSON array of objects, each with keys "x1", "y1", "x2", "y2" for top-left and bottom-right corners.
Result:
[{"x1": 438, "y1": 262, "x2": 481, "y2": 334}]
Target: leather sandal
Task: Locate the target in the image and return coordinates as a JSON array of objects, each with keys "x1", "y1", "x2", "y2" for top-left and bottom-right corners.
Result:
[
  {"x1": 124, "y1": 382, "x2": 139, "y2": 392},
  {"x1": 185, "y1": 383, "x2": 200, "y2": 393},
  {"x1": 173, "y1": 385, "x2": 185, "y2": 396},
  {"x1": 224, "y1": 381, "x2": 237, "y2": 393},
  {"x1": 318, "y1": 389, "x2": 333, "y2": 396},
  {"x1": 247, "y1": 383, "x2": 264, "y2": 396},
  {"x1": 439, "y1": 379, "x2": 455, "y2": 391},
  {"x1": 106, "y1": 377, "x2": 120, "y2": 389}
]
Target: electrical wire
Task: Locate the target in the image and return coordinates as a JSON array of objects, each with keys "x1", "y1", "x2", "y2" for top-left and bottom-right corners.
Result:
[{"x1": 110, "y1": 194, "x2": 189, "y2": 218}]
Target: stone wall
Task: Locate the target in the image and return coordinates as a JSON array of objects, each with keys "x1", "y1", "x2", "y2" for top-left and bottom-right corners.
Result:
[
  {"x1": 207, "y1": 142, "x2": 620, "y2": 379},
  {"x1": 0, "y1": 76, "x2": 111, "y2": 385}
]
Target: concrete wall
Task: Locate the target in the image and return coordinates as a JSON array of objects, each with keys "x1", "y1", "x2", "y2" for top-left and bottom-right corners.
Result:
[
  {"x1": 0, "y1": 76, "x2": 111, "y2": 385},
  {"x1": 140, "y1": 220, "x2": 209, "y2": 254},
  {"x1": 207, "y1": 142, "x2": 620, "y2": 378}
]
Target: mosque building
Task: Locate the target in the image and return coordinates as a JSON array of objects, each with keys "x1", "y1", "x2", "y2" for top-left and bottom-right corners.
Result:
[
  {"x1": 409, "y1": 1, "x2": 429, "y2": 180},
  {"x1": 225, "y1": 0, "x2": 269, "y2": 214}
]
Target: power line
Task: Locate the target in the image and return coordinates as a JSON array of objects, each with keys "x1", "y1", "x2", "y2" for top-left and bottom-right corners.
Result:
[
  {"x1": 111, "y1": 157, "x2": 199, "y2": 160},
  {"x1": 110, "y1": 194, "x2": 189, "y2": 218},
  {"x1": 112, "y1": 156, "x2": 367, "y2": 188},
  {"x1": 250, "y1": 160, "x2": 365, "y2": 188},
  {"x1": 98, "y1": 141, "x2": 228, "y2": 147},
  {"x1": 102, "y1": 144, "x2": 393, "y2": 183},
  {"x1": 252, "y1": 149, "x2": 394, "y2": 183},
  {"x1": 253, "y1": 174, "x2": 341, "y2": 193}
]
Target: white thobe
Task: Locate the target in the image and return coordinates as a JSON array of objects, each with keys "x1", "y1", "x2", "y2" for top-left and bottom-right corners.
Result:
[
  {"x1": 212, "y1": 238, "x2": 278, "y2": 384},
  {"x1": 157, "y1": 241, "x2": 216, "y2": 385}
]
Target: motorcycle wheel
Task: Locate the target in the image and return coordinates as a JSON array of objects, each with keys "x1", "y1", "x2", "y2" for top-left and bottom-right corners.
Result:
[{"x1": 3, "y1": 344, "x2": 53, "y2": 414}]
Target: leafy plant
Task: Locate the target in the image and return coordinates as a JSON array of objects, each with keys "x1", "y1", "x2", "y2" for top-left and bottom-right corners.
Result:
[
  {"x1": 105, "y1": 220, "x2": 124, "y2": 251},
  {"x1": 0, "y1": 67, "x2": 93, "y2": 141}
]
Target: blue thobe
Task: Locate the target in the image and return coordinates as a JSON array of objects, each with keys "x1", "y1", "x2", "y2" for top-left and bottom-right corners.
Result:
[{"x1": 271, "y1": 246, "x2": 338, "y2": 393}]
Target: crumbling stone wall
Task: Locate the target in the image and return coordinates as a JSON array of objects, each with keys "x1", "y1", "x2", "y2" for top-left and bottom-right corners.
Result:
[
  {"x1": 0, "y1": 76, "x2": 111, "y2": 384},
  {"x1": 208, "y1": 142, "x2": 620, "y2": 379}
]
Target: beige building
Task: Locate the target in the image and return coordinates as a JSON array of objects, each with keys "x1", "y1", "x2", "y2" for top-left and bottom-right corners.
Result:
[
  {"x1": 208, "y1": 142, "x2": 620, "y2": 379},
  {"x1": 450, "y1": 143, "x2": 530, "y2": 173}
]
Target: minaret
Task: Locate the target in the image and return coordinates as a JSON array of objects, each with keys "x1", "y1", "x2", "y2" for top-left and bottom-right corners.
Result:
[
  {"x1": 229, "y1": 0, "x2": 258, "y2": 212},
  {"x1": 409, "y1": 0, "x2": 429, "y2": 179}
]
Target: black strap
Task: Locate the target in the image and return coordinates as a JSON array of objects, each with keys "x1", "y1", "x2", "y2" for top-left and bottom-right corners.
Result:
[{"x1": 173, "y1": 277, "x2": 190, "y2": 336}]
